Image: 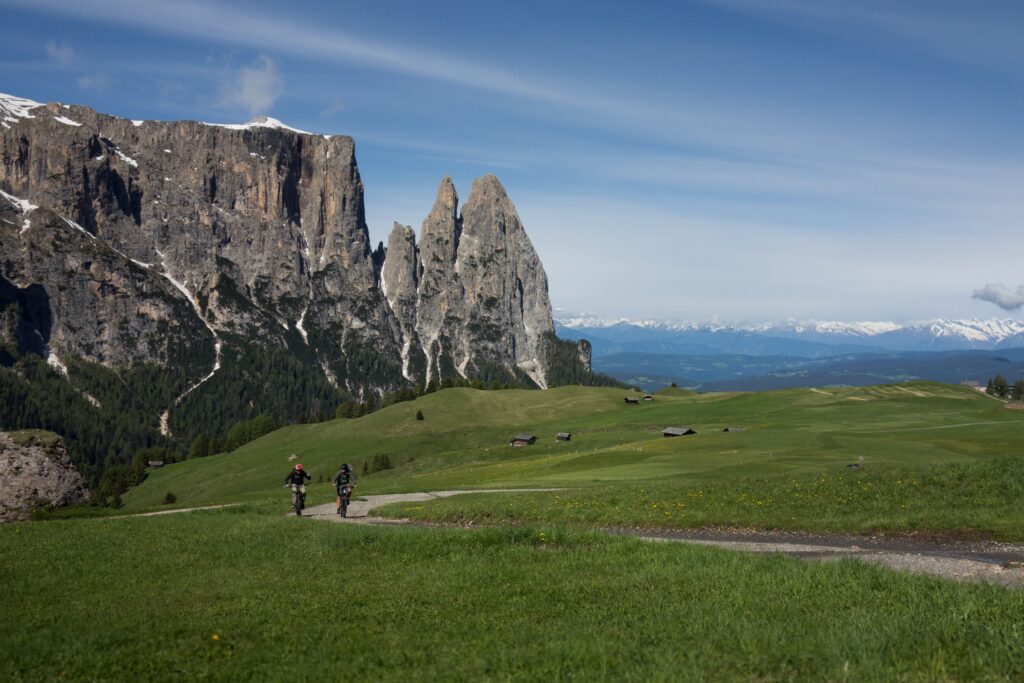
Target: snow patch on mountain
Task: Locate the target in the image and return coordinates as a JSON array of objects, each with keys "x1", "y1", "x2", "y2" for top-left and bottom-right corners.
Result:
[
  {"x1": 204, "y1": 115, "x2": 310, "y2": 135},
  {"x1": 555, "y1": 313, "x2": 1024, "y2": 350},
  {"x1": 0, "y1": 92, "x2": 42, "y2": 124}
]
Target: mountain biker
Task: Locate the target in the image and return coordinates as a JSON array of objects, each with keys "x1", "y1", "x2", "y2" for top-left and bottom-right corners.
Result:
[
  {"x1": 284, "y1": 463, "x2": 312, "y2": 515},
  {"x1": 331, "y1": 463, "x2": 356, "y2": 516},
  {"x1": 284, "y1": 463, "x2": 311, "y2": 487}
]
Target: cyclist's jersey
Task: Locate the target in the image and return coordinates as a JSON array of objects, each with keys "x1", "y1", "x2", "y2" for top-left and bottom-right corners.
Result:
[
  {"x1": 284, "y1": 469, "x2": 311, "y2": 486},
  {"x1": 332, "y1": 470, "x2": 355, "y2": 491}
]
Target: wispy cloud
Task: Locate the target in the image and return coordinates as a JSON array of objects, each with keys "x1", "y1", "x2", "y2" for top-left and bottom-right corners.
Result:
[
  {"x1": 697, "y1": 0, "x2": 1024, "y2": 71},
  {"x1": 973, "y1": 284, "x2": 1024, "y2": 311},
  {"x1": 220, "y1": 55, "x2": 282, "y2": 117},
  {"x1": 45, "y1": 40, "x2": 75, "y2": 67},
  {"x1": 76, "y1": 73, "x2": 110, "y2": 91},
  {"x1": 6, "y1": 0, "x2": 571, "y2": 106}
]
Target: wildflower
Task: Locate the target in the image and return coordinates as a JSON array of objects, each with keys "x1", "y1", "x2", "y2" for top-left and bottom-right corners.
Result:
[{"x1": 211, "y1": 634, "x2": 220, "y2": 641}]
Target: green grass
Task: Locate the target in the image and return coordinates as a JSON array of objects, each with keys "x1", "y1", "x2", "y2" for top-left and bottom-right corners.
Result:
[
  {"x1": 6, "y1": 429, "x2": 62, "y2": 448},
  {"x1": 2, "y1": 508, "x2": 1023, "y2": 681},
  {"x1": 124, "y1": 382, "x2": 1024, "y2": 538},
  {"x1": 377, "y1": 455, "x2": 1024, "y2": 540}
]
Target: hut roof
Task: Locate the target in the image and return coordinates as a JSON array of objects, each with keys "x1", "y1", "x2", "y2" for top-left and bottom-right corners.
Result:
[
  {"x1": 511, "y1": 433, "x2": 536, "y2": 442},
  {"x1": 722, "y1": 426, "x2": 745, "y2": 432},
  {"x1": 662, "y1": 426, "x2": 696, "y2": 436}
]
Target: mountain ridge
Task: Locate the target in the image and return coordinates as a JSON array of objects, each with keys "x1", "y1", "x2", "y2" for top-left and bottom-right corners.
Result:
[
  {"x1": 0, "y1": 91, "x2": 600, "y2": 476},
  {"x1": 556, "y1": 314, "x2": 1024, "y2": 354}
]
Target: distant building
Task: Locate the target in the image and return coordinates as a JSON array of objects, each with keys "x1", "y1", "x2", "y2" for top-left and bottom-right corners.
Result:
[
  {"x1": 556, "y1": 432, "x2": 572, "y2": 442},
  {"x1": 147, "y1": 460, "x2": 165, "y2": 468},
  {"x1": 509, "y1": 434, "x2": 537, "y2": 447},
  {"x1": 643, "y1": 395, "x2": 654, "y2": 401},
  {"x1": 624, "y1": 397, "x2": 640, "y2": 404},
  {"x1": 722, "y1": 427, "x2": 745, "y2": 433},
  {"x1": 663, "y1": 427, "x2": 696, "y2": 437}
]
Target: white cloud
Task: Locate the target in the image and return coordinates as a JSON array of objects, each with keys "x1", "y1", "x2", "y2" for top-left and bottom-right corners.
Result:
[
  {"x1": 697, "y1": 0, "x2": 1024, "y2": 71},
  {"x1": 973, "y1": 284, "x2": 1024, "y2": 311},
  {"x1": 45, "y1": 40, "x2": 74, "y2": 67},
  {"x1": 77, "y1": 73, "x2": 110, "y2": 90},
  {"x1": 220, "y1": 55, "x2": 282, "y2": 117},
  {"x1": 9, "y1": 0, "x2": 568, "y2": 106}
]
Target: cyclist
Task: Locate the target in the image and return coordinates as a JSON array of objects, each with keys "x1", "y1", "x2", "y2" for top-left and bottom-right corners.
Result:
[
  {"x1": 284, "y1": 463, "x2": 311, "y2": 515},
  {"x1": 331, "y1": 463, "x2": 356, "y2": 517}
]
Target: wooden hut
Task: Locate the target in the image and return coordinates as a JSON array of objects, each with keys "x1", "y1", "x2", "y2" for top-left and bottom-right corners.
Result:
[
  {"x1": 509, "y1": 433, "x2": 537, "y2": 447},
  {"x1": 556, "y1": 432, "x2": 572, "y2": 442},
  {"x1": 662, "y1": 427, "x2": 696, "y2": 437}
]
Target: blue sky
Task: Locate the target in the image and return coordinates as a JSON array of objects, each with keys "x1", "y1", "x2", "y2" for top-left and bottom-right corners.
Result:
[{"x1": 2, "y1": 0, "x2": 1023, "y2": 322}]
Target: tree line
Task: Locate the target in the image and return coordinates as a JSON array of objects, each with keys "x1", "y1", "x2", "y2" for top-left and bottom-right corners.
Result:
[{"x1": 985, "y1": 375, "x2": 1024, "y2": 400}]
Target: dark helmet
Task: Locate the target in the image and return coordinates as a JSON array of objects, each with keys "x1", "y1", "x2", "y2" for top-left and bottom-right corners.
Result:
[{"x1": 341, "y1": 463, "x2": 351, "y2": 471}]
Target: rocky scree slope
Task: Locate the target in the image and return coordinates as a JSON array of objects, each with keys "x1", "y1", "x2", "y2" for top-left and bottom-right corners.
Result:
[{"x1": 0, "y1": 93, "x2": 591, "y2": 449}]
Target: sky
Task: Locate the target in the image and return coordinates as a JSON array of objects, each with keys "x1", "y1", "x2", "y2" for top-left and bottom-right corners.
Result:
[{"x1": 1, "y1": 0, "x2": 1022, "y2": 323}]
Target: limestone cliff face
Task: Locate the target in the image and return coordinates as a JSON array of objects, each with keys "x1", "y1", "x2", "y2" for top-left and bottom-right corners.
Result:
[
  {"x1": 383, "y1": 175, "x2": 554, "y2": 388},
  {"x1": 0, "y1": 93, "x2": 400, "y2": 397},
  {"x1": 454, "y1": 175, "x2": 553, "y2": 387},
  {"x1": 380, "y1": 222, "x2": 425, "y2": 380},
  {"x1": 1, "y1": 91, "x2": 568, "y2": 425}
]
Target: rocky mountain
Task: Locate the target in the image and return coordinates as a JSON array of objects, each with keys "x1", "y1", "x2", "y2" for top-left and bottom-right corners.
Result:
[
  {"x1": 0, "y1": 92, "x2": 595, "y2": 471},
  {"x1": 0, "y1": 431, "x2": 89, "y2": 522},
  {"x1": 385, "y1": 176, "x2": 554, "y2": 388},
  {"x1": 556, "y1": 314, "x2": 1024, "y2": 357}
]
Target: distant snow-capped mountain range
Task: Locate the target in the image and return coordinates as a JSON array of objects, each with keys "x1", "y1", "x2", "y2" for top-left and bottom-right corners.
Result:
[{"x1": 554, "y1": 313, "x2": 1024, "y2": 357}]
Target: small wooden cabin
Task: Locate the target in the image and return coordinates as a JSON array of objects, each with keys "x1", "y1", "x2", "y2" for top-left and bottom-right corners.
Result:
[
  {"x1": 662, "y1": 427, "x2": 696, "y2": 437},
  {"x1": 722, "y1": 426, "x2": 745, "y2": 433},
  {"x1": 624, "y1": 397, "x2": 640, "y2": 404},
  {"x1": 147, "y1": 460, "x2": 165, "y2": 468},
  {"x1": 509, "y1": 433, "x2": 537, "y2": 447},
  {"x1": 556, "y1": 432, "x2": 572, "y2": 442},
  {"x1": 643, "y1": 395, "x2": 654, "y2": 401}
]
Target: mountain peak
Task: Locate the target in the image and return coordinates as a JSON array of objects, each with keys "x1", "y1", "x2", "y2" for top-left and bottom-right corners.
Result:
[{"x1": 466, "y1": 173, "x2": 509, "y2": 202}]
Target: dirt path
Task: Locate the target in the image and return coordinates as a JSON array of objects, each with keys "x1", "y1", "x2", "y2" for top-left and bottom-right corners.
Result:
[
  {"x1": 301, "y1": 489, "x2": 562, "y2": 522},
  {"x1": 302, "y1": 490, "x2": 1024, "y2": 587},
  {"x1": 615, "y1": 527, "x2": 1024, "y2": 588},
  {"x1": 114, "y1": 503, "x2": 241, "y2": 518}
]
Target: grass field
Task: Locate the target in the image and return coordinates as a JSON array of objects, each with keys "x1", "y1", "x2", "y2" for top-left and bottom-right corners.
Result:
[
  {"x1": 124, "y1": 382, "x2": 1024, "y2": 538},
  {"x1": 3, "y1": 506, "x2": 1023, "y2": 682},
  {"x1": 375, "y1": 455, "x2": 1024, "y2": 539}
]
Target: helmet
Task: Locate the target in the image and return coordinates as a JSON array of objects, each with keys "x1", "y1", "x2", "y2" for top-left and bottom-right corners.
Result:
[
  {"x1": 295, "y1": 464, "x2": 303, "y2": 470},
  {"x1": 341, "y1": 463, "x2": 350, "y2": 471}
]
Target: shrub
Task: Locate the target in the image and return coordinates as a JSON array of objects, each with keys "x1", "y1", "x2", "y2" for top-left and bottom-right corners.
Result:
[
  {"x1": 162, "y1": 492, "x2": 177, "y2": 505},
  {"x1": 365, "y1": 454, "x2": 394, "y2": 475},
  {"x1": 415, "y1": 410, "x2": 424, "y2": 421}
]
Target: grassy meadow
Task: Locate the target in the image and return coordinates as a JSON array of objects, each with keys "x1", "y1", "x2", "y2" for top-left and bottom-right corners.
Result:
[
  {"x1": 7, "y1": 381, "x2": 1024, "y2": 681},
  {"x1": 3, "y1": 506, "x2": 1023, "y2": 682},
  {"x1": 124, "y1": 382, "x2": 1024, "y2": 538}
]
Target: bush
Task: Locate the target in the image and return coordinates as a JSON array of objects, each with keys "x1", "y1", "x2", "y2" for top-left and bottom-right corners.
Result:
[
  {"x1": 365, "y1": 454, "x2": 393, "y2": 475},
  {"x1": 415, "y1": 410, "x2": 424, "y2": 421},
  {"x1": 162, "y1": 492, "x2": 177, "y2": 505}
]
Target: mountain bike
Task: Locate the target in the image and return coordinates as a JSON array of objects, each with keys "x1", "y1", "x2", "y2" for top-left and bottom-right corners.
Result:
[
  {"x1": 290, "y1": 484, "x2": 306, "y2": 516},
  {"x1": 337, "y1": 485, "x2": 354, "y2": 518}
]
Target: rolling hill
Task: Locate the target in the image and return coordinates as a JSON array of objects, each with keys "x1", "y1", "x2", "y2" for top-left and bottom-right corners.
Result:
[{"x1": 125, "y1": 382, "x2": 1022, "y2": 511}]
